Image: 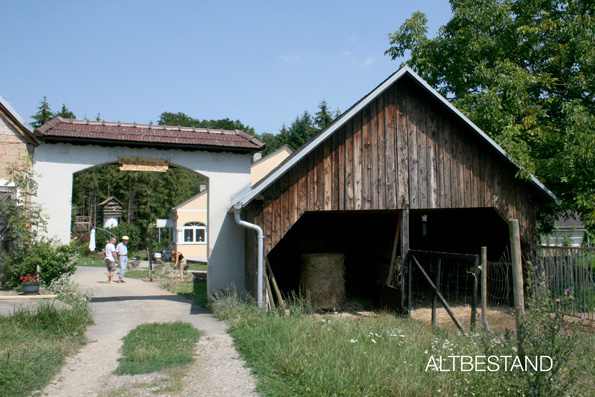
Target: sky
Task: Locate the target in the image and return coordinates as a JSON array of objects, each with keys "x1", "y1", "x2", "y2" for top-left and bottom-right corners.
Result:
[{"x1": 1, "y1": 1, "x2": 453, "y2": 136}]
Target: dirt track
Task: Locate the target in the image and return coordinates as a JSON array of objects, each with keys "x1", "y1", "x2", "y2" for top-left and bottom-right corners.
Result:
[{"x1": 39, "y1": 266, "x2": 258, "y2": 396}]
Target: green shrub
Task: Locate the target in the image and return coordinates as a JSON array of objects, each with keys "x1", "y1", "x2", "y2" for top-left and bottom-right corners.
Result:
[
  {"x1": 94, "y1": 222, "x2": 141, "y2": 251},
  {"x1": 0, "y1": 240, "x2": 78, "y2": 289}
]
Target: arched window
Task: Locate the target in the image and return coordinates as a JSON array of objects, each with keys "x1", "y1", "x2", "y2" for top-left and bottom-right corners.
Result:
[{"x1": 181, "y1": 222, "x2": 206, "y2": 243}]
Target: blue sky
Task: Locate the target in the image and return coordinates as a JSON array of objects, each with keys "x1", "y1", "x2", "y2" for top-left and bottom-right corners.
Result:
[{"x1": 1, "y1": 1, "x2": 452, "y2": 135}]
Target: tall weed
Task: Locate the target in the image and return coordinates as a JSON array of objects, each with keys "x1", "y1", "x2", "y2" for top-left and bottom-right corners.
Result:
[{"x1": 212, "y1": 284, "x2": 593, "y2": 396}]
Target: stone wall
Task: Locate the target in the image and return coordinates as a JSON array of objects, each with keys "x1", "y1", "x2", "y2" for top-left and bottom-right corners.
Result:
[{"x1": 0, "y1": 112, "x2": 34, "y2": 180}]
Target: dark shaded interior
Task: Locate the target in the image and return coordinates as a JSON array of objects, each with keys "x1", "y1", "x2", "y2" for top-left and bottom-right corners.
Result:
[{"x1": 267, "y1": 208, "x2": 511, "y2": 308}]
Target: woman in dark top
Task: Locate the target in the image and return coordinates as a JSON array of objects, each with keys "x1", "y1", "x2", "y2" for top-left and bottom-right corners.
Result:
[{"x1": 170, "y1": 249, "x2": 186, "y2": 281}]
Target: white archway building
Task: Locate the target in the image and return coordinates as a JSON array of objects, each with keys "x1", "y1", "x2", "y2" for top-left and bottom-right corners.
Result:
[{"x1": 33, "y1": 117, "x2": 264, "y2": 294}]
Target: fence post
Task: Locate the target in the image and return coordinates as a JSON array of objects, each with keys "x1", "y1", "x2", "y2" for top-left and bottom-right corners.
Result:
[
  {"x1": 432, "y1": 257, "x2": 441, "y2": 326},
  {"x1": 481, "y1": 246, "x2": 488, "y2": 330},
  {"x1": 471, "y1": 255, "x2": 479, "y2": 331},
  {"x1": 509, "y1": 220, "x2": 525, "y2": 330}
]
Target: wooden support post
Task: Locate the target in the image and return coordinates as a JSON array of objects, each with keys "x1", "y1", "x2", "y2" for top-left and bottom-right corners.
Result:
[
  {"x1": 510, "y1": 219, "x2": 525, "y2": 329},
  {"x1": 471, "y1": 255, "x2": 479, "y2": 332},
  {"x1": 407, "y1": 255, "x2": 413, "y2": 314},
  {"x1": 264, "y1": 271, "x2": 275, "y2": 310},
  {"x1": 400, "y1": 208, "x2": 410, "y2": 315},
  {"x1": 266, "y1": 258, "x2": 285, "y2": 308},
  {"x1": 481, "y1": 246, "x2": 489, "y2": 330},
  {"x1": 412, "y1": 255, "x2": 466, "y2": 334},
  {"x1": 432, "y1": 257, "x2": 441, "y2": 326}
]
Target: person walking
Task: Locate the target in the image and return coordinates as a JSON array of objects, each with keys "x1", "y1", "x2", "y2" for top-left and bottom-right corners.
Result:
[
  {"x1": 170, "y1": 249, "x2": 186, "y2": 281},
  {"x1": 104, "y1": 237, "x2": 118, "y2": 284},
  {"x1": 116, "y1": 236, "x2": 129, "y2": 283}
]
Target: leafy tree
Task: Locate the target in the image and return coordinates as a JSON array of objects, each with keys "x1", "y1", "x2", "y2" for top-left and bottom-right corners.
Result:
[
  {"x1": 55, "y1": 104, "x2": 76, "y2": 119},
  {"x1": 386, "y1": 0, "x2": 595, "y2": 232},
  {"x1": 0, "y1": 158, "x2": 46, "y2": 249},
  {"x1": 281, "y1": 111, "x2": 318, "y2": 150},
  {"x1": 30, "y1": 96, "x2": 55, "y2": 128},
  {"x1": 314, "y1": 100, "x2": 340, "y2": 130},
  {"x1": 72, "y1": 165, "x2": 205, "y2": 249},
  {"x1": 259, "y1": 100, "x2": 341, "y2": 155},
  {"x1": 0, "y1": 159, "x2": 77, "y2": 289},
  {"x1": 158, "y1": 112, "x2": 256, "y2": 135}
]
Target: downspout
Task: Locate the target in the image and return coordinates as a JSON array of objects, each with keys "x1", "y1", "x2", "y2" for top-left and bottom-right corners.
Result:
[{"x1": 233, "y1": 205, "x2": 264, "y2": 308}]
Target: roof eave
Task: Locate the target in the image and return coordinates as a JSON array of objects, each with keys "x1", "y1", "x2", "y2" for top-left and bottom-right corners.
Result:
[
  {"x1": 0, "y1": 96, "x2": 39, "y2": 146},
  {"x1": 36, "y1": 135, "x2": 263, "y2": 154}
]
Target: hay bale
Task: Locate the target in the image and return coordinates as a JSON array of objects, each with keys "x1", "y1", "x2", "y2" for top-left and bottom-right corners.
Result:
[{"x1": 300, "y1": 253, "x2": 345, "y2": 310}]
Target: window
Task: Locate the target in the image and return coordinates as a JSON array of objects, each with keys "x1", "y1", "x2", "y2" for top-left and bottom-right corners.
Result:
[
  {"x1": 0, "y1": 186, "x2": 16, "y2": 248},
  {"x1": 179, "y1": 222, "x2": 206, "y2": 244}
]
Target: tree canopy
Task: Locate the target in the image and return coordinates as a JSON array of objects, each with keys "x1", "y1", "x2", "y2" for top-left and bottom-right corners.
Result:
[
  {"x1": 31, "y1": 97, "x2": 76, "y2": 128},
  {"x1": 386, "y1": 0, "x2": 595, "y2": 233},
  {"x1": 158, "y1": 112, "x2": 256, "y2": 135},
  {"x1": 260, "y1": 100, "x2": 341, "y2": 155}
]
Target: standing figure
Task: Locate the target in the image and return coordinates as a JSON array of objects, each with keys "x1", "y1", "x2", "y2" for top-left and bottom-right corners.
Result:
[
  {"x1": 116, "y1": 236, "x2": 129, "y2": 283},
  {"x1": 171, "y1": 249, "x2": 186, "y2": 281},
  {"x1": 104, "y1": 237, "x2": 118, "y2": 284}
]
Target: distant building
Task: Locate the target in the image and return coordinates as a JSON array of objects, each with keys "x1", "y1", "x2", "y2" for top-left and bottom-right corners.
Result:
[
  {"x1": 169, "y1": 145, "x2": 293, "y2": 262},
  {"x1": 542, "y1": 212, "x2": 588, "y2": 247},
  {"x1": 170, "y1": 184, "x2": 208, "y2": 262},
  {"x1": 98, "y1": 196, "x2": 125, "y2": 228}
]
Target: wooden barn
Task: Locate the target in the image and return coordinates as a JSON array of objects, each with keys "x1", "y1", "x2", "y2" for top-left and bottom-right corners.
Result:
[{"x1": 232, "y1": 66, "x2": 557, "y2": 311}]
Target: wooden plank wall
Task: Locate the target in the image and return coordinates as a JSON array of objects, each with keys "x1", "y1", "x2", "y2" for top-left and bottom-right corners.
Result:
[{"x1": 251, "y1": 77, "x2": 538, "y2": 255}]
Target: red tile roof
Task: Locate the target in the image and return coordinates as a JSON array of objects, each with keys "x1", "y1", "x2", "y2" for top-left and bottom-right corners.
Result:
[{"x1": 35, "y1": 117, "x2": 265, "y2": 153}]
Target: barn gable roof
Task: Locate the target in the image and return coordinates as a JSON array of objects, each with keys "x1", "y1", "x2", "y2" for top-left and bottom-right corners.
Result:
[{"x1": 233, "y1": 66, "x2": 557, "y2": 208}]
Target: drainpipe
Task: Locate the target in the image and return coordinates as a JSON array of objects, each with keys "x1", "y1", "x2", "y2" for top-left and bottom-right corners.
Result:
[{"x1": 233, "y1": 205, "x2": 264, "y2": 308}]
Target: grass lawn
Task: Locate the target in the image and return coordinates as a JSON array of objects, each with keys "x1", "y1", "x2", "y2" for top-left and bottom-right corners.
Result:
[
  {"x1": 115, "y1": 321, "x2": 203, "y2": 375},
  {"x1": 211, "y1": 293, "x2": 595, "y2": 396},
  {"x1": 125, "y1": 267, "x2": 208, "y2": 308}
]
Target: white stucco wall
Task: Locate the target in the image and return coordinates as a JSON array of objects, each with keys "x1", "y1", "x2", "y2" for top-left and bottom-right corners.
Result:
[{"x1": 32, "y1": 142, "x2": 251, "y2": 294}]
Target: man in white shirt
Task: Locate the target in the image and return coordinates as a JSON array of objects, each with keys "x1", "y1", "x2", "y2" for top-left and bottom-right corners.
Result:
[
  {"x1": 116, "y1": 236, "x2": 129, "y2": 283},
  {"x1": 104, "y1": 237, "x2": 118, "y2": 284}
]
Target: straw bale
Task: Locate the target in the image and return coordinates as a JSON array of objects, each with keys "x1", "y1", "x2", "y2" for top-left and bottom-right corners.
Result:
[{"x1": 300, "y1": 253, "x2": 345, "y2": 310}]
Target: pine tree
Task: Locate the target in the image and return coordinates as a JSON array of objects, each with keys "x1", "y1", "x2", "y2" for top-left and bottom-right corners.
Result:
[
  {"x1": 31, "y1": 96, "x2": 54, "y2": 128},
  {"x1": 55, "y1": 104, "x2": 76, "y2": 119}
]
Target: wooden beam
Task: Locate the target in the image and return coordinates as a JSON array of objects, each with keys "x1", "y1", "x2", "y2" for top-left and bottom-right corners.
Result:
[
  {"x1": 266, "y1": 258, "x2": 285, "y2": 308},
  {"x1": 411, "y1": 254, "x2": 466, "y2": 334},
  {"x1": 386, "y1": 211, "x2": 403, "y2": 286},
  {"x1": 0, "y1": 295, "x2": 58, "y2": 300}
]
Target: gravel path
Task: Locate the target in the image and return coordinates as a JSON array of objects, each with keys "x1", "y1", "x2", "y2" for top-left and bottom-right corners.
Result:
[{"x1": 39, "y1": 267, "x2": 258, "y2": 397}]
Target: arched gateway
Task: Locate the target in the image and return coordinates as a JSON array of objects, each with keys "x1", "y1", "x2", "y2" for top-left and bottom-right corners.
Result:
[{"x1": 33, "y1": 117, "x2": 264, "y2": 293}]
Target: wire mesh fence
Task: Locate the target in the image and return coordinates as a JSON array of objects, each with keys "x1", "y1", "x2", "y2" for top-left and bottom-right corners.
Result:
[{"x1": 405, "y1": 243, "x2": 595, "y2": 333}]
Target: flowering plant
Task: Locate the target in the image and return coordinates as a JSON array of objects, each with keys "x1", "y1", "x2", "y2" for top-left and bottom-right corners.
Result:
[{"x1": 20, "y1": 272, "x2": 40, "y2": 284}]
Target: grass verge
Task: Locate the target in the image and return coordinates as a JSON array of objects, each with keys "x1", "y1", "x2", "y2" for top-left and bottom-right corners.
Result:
[
  {"x1": 0, "y1": 303, "x2": 92, "y2": 396},
  {"x1": 114, "y1": 321, "x2": 203, "y2": 375},
  {"x1": 125, "y1": 270, "x2": 208, "y2": 308},
  {"x1": 211, "y1": 292, "x2": 595, "y2": 396}
]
